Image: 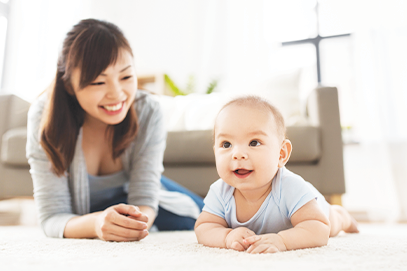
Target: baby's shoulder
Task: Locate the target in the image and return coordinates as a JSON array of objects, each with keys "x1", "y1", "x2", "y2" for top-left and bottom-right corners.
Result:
[
  {"x1": 280, "y1": 168, "x2": 308, "y2": 187},
  {"x1": 273, "y1": 168, "x2": 310, "y2": 199},
  {"x1": 208, "y1": 179, "x2": 235, "y2": 203}
]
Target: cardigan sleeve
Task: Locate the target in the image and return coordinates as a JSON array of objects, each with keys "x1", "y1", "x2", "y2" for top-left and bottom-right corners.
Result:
[
  {"x1": 26, "y1": 95, "x2": 77, "y2": 238},
  {"x1": 126, "y1": 92, "x2": 166, "y2": 213}
]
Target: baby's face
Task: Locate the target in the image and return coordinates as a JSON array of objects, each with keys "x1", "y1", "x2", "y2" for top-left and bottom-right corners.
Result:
[{"x1": 214, "y1": 104, "x2": 287, "y2": 194}]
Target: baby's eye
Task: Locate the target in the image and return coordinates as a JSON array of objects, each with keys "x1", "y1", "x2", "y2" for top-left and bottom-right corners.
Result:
[
  {"x1": 222, "y1": 142, "x2": 232, "y2": 148},
  {"x1": 249, "y1": 140, "x2": 260, "y2": 147}
]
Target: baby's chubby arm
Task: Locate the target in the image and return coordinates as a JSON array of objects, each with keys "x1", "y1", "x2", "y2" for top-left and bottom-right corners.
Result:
[
  {"x1": 244, "y1": 199, "x2": 330, "y2": 253},
  {"x1": 195, "y1": 211, "x2": 256, "y2": 251}
]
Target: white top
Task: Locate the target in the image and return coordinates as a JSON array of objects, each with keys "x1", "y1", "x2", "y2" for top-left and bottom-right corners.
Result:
[{"x1": 202, "y1": 167, "x2": 330, "y2": 234}]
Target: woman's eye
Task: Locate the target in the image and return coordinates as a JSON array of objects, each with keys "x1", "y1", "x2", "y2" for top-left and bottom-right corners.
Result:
[
  {"x1": 222, "y1": 142, "x2": 232, "y2": 148},
  {"x1": 122, "y1": 75, "x2": 132, "y2": 80},
  {"x1": 90, "y1": 82, "x2": 105, "y2": 86},
  {"x1": 249, "y1": 140, "x2": 260, "y2": 147}
]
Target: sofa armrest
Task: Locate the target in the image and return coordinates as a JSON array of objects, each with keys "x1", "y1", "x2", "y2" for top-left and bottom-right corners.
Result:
[
  {"x1": 306, "y1": 86, "x2": 345, "y2": 194},
  {"x1": 1, "y1": 127, "x2": 29, "y2": 167}
]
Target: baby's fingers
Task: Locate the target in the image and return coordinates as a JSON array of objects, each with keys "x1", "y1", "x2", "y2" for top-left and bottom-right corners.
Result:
[
  {"x1": 230, "y1": 241, "x2": 245, "y2": 251},
  {"x1": 247, "y1": 243, "x2": 279, "y2": 254},
  {"x1": 242, "y1": 229, "x2": 256, "y2": 238},
  {"x1": 243, "y1": 235, "x2": 261, "y2": 245}
]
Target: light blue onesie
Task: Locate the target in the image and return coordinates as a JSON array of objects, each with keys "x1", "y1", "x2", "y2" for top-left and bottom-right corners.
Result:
[{"x1": 202, "y1": 167, "x2": 330, "y2": 234}]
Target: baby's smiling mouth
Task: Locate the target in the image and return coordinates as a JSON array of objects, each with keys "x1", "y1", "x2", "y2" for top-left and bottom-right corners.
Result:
[{"x1": 234, "y1": 169, "x2": 253, "y2": 175}]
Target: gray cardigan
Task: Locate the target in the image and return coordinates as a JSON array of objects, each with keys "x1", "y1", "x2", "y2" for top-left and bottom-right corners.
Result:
[{"x1": 26, "y1": 90, "x2": 166, "y2": 238}]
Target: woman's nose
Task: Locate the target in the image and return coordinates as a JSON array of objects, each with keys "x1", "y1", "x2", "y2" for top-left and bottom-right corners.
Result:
[{"x1": 106, "y1": 80, "x2": 122, "y2": 98}]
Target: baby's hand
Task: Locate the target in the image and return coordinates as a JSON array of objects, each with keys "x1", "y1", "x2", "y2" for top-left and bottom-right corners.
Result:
[
  {"x1": 225, "y1": 227, "x2": 257, "y2": 251},
  {"x1": 243, "y1": 233, "x2": 287, "y2": 254}
]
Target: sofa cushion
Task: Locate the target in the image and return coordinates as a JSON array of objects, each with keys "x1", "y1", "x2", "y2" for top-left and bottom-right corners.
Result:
[
  {"x1": 164, "y1": 130, "x2": 215, "y2": 165},
  {"x1": 164, "y1": 127, "x2": 321, "y2": 165},
  {"x1": 2, "y1": 126, "x2": 322, "y2": 167},
  {"x1": 1, "y1": 127, "x2": 29, "y2": 167}
]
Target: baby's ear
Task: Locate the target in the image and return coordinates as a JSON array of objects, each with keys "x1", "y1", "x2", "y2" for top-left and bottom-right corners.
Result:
[{"x1": 278, "y1": 139, "x2": 292, "y2": 168}]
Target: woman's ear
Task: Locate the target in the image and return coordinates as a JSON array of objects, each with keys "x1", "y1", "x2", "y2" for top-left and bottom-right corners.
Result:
[{"x1": 278, "y1": 139, "x2": 292, "y2": 168}]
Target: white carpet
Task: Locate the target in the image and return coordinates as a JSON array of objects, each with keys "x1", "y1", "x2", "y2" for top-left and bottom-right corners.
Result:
[{"x1": 1, "y1": 223, "x2": 406, "y2": 271}]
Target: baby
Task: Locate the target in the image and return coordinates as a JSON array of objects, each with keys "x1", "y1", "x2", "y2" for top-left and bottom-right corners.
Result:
[{"x1": 194, "y1": 96, "x2": 359, "y2": 254}]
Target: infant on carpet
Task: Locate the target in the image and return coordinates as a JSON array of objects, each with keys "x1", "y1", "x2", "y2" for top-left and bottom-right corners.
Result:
[{"x1": 194, "y1": 95, "x2": 358, "y2": 254}]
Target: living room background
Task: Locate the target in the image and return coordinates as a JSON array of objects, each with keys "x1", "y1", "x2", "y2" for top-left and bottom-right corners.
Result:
[{"x1": 1, "y1": 0, "x2": 407, "y2": 222}]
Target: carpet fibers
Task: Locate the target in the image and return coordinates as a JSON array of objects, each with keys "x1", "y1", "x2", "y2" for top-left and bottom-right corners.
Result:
[{"x1": 0, "y1": 223, "x2": 406, "y2": 271}]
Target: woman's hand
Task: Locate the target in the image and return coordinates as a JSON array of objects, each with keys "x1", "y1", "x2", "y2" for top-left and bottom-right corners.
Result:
[{"x1": 95, "y1": 204, "x2": 150, "y2": 242}]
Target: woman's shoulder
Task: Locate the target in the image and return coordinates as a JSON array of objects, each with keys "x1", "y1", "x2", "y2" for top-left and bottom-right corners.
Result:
[
  {"x1": 133, "y1": 90, "x2": 161, "y2": 117},
  {"x1": 27, "y1": 92, "x2": 48, "y2": 125}
]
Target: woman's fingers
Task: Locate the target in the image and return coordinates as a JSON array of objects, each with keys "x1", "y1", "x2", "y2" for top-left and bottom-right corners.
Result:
[
  {"x1": 128, "y1": 213, "x2": 149, "y2": 223},
  {"x1": 101, "y1": 230, "x2": 149, "y2": 242},
  {"x1": 113, "y1": 204, "x2": 149, "y2": 223},
  {"x1": 108, "y1": 210, "x2": 148, "y2": 230},
  {"x1": 111, "y1": 225, "x2": 149, "y2": 239},
  {"x1": 96, "y1": 204, "x2": 151, "y2": 242},
  {"x1": 114, "y1": 204, "x2": 142, "y2": 217}
]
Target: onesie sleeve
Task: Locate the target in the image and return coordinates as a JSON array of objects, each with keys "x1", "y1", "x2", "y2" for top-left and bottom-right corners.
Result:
[
  {"x1": 279, "y1": 170, "x2": 318, "y2": 218},
  {"x1": 202, "y1": 180, "x2": 227, "y2": 219}
]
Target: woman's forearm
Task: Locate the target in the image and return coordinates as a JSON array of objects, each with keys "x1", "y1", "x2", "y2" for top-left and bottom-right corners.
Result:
[{"x1": 63, "y1": 212, "x2": 100, "y2": 239}]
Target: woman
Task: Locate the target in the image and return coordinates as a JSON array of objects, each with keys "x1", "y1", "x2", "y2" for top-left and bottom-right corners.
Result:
[{"x1": 26, "y1": 19, "x2": 203, "y2": 241}]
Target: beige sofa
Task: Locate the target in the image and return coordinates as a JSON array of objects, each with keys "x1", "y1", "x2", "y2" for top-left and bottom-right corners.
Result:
[{"x1": 0, "y1": 87, "x2": 345, "y2": 203}]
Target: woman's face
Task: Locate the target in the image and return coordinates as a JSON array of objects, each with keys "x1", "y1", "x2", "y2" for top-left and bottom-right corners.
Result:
[{"x1": 71, "y1": 49, "x2": 137, "y2": 127}]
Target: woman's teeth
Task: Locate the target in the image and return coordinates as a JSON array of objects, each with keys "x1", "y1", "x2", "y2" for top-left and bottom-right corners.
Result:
[{"x1": 102, "y1": 102, "x2": 123, "y2": 111}]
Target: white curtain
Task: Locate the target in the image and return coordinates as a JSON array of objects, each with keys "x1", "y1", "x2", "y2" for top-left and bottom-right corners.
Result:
[{"x1": 349, "y1": 26, "x2": 407, "y2": 221}]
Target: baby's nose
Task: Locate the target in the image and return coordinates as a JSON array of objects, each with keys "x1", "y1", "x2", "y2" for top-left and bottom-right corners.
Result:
[{"x1": 233, "y1": 151, "x2": 248, "y2": 160}]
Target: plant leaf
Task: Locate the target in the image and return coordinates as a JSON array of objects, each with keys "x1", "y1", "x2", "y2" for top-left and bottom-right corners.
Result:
[
  {"x1": 164, "y1": 74, "x2": 187, "y2": 96},
  {"x1": 206, "y1": 79, "x2": 218, "y2": 94}
]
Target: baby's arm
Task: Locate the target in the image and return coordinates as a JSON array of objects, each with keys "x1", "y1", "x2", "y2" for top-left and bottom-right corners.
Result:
[
  {"x1": 195, "y1": 211, "x2": 256, "y2": 251},
  {"x1": 244, "y1": 199, "x2": 330, "y2": 253}
]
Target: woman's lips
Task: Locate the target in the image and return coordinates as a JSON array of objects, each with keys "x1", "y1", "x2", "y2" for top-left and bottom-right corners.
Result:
[
  {"x1": 233, "y1": 169, "x2": 253, "y2": 179},
  {"x1": 99, "y1": 101, "x2": 125, "y2": 116}
]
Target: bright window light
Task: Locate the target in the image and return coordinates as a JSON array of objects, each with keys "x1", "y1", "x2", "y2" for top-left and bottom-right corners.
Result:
[{"x1": 0, "y1": 16, "x2": 7, "y2": 87}]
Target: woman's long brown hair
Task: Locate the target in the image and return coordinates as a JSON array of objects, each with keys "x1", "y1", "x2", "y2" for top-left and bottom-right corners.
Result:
[{"x1": 41, "y1": 19, "x2": 138, "y2": 176}]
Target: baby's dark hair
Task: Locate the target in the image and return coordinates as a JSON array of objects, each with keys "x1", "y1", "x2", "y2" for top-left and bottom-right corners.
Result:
[{"x1": 217, "y1": 95, "x2": 286, "y2": 140}]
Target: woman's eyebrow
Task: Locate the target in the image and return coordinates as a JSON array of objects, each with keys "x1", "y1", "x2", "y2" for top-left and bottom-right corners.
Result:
[
  {"x1": 100, "y1": 65, "x2": 132, "y2": 76},
  {"x1": 120, "y1": 65, "x2": 132, "y2": 72}
]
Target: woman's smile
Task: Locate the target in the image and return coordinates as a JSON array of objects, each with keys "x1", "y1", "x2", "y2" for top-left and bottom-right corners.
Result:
[{"x1": 99, "y1": 101, "x2": 125, "y2": 115}]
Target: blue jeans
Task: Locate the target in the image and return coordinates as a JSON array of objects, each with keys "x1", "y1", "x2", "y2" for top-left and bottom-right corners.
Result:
[{"x1": 153, "y1": 175, "x2": 204, "y2": 231}]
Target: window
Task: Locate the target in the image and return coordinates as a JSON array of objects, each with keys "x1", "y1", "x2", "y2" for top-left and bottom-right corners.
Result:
[
  {"x1": 0, "y1": 0, "x2": 9, "y2": 89},
  {"x1": 265, "y1": 0, "x2": 355, "y2": 136}
]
